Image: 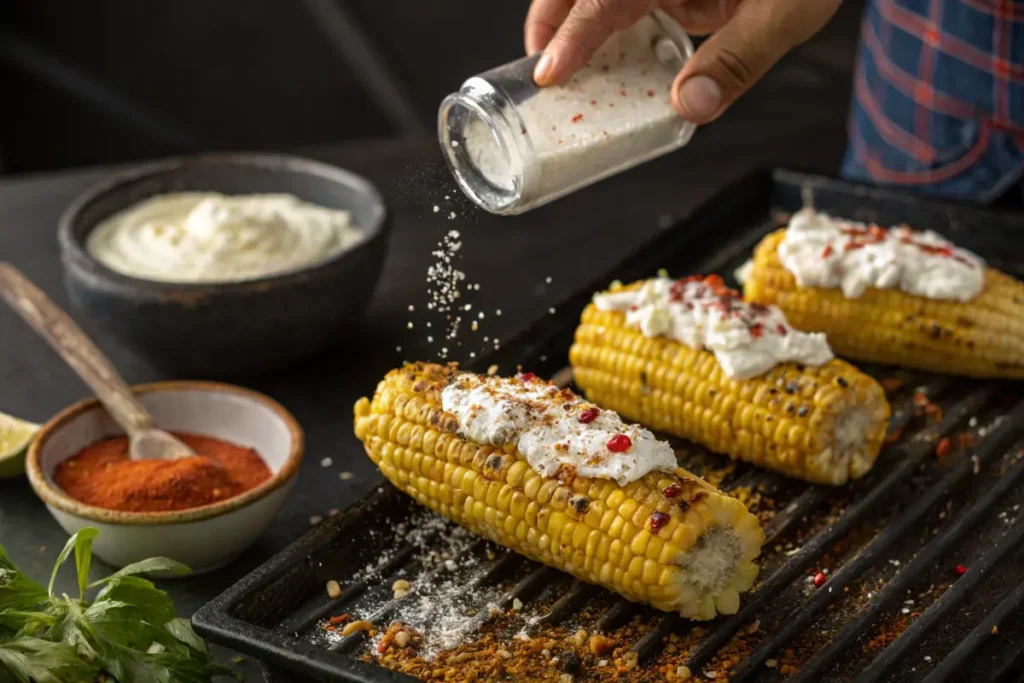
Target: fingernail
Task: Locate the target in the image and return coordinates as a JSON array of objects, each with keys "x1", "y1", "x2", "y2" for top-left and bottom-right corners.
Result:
[
  {"x1": 677, "y1": 76, "x2": 722, "y2": 121},
  {"x1": 534, "y1": 53, "x2": 554, "y2": 85}
]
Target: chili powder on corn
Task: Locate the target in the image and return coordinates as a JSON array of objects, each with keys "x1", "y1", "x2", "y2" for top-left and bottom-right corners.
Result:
[{"x1": 53, "y1": 432, "x2": 271, "y2": 512}]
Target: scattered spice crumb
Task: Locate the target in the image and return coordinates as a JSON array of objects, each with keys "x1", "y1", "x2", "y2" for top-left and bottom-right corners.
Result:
[
  {"x1": 320, "y1": 457, "x2": 333, "y2": 468},
  {"x1": 310, "y1": 515, "x2": 323, "y2": 525},
  {"x1": 340, "y1": 471, "x2": 355, "y2": 481},
  {"x1": 326, "y1": 580, "x2": 341, "y2": 599}
]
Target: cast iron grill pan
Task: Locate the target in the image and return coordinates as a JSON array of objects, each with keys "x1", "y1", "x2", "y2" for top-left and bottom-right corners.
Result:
[{"x1": 193, "y1": 170, "x2": 1024, "y2": 683}]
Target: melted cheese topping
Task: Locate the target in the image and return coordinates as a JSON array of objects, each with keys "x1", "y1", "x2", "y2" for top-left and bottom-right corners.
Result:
[
  {"x1": 593, "y1": 276, "x2": 833, "y2": 380},
  {"x1": 778, "y1": 208, "x2": 985, "y2": 301},
  {"x1": 440, "y1": 373, "x2": 677, "y2": 485}
]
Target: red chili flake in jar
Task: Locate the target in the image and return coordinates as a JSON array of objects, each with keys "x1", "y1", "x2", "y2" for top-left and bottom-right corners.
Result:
[
  {"x1": 590, "y1": 99, "x2": 597, "y2": 105},
  {"x1": 649, "y1": 511, "x2": 670, "y2": 533},
  {"x1": 776, "y1": 324, "x2": 788, "y2": 336},
  {"x1": 936, "y1": 437, "x2": 952, "y2": 458},
  {"x1": 607, "y1": 434, "x2": 632, "y2": 452},
  {"x1": 571, "y1": 113, "x2": 583, "y2": 123},
  {"x1": 821, "y1": 245, "x2": 834, "y2": 259},
  {"x1": 813, "y1": 572, "x2": 826, "y2": 588},
  {"x1": 662, "y1": 483, "x2": 683, "y2": 498},
  {"x1": 955, "y1": 564, "x2": 968, "y2": 576},
  {"x1": 578, "y1": 407, "x2": 600, "y2": 424},
  {"x1": 646, "y1": 89, "x2": 655, "y2": 97},
  {"x1": 620, "y1": 88, "x2": 627, "y2": 96},
  {"x1": 519, "y1": 372, "x2": 537, "y2": 382},
  {"x1": 750, "y1": 323, "x2": 764, "y2": 338}
]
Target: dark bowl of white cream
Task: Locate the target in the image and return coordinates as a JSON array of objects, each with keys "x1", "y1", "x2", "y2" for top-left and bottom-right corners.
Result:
[{"x1": 58, "y1": 153, "x2": 390, "y2": 377}]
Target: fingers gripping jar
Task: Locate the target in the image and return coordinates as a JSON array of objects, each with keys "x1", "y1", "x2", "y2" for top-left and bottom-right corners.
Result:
[{"x1": 439, "y1": 11, "x2": 696, "y2": 215}]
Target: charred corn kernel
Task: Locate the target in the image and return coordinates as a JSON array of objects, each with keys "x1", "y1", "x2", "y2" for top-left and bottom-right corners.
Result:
[
  {"x1": 569, "y1": 283, "x2": 890, "y2": 485},
  {"x1": 745, "y1": 229, "x2": 1024, "y2": 379},
  {"x1": 354, "y1": 362, "x2": 765, "y2": 620}
]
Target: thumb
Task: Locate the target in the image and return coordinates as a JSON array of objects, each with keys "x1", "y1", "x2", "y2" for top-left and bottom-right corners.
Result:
[{"x1": 671, "y1": 0, "x2": 841, "y2": 124}]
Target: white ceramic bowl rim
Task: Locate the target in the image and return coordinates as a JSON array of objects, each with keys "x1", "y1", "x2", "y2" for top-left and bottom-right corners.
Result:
[{"x1": 26, "y1": 381, "x2": 304, "y2": 526}]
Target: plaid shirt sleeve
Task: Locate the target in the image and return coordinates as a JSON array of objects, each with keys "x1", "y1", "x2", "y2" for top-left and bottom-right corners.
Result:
[{"x1": 842, "y1": 0, "x2": 1024, "y2": 203}]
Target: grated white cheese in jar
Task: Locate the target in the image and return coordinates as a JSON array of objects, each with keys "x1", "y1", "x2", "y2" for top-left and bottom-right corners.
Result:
[
  {"x1": 87, "y1": 192, "x2": 363, "y2": 283},
  {"x1": 778, "y1": 208, "x2": 985, "y2": 301},
  {"x1": 440, "y1": 373, "x2": 676, "y2": 485},
  {"x1": 593, "y1": 276, "x2": 833, "y2": 380}
]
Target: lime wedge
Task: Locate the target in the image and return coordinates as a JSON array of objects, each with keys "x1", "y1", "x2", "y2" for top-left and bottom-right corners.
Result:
[{"x1": 0, "y1": 412, "x2": 39, "y2": 479}]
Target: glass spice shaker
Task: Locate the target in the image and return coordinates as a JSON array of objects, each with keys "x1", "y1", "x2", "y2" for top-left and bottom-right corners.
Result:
[{"x1": 438, "y1": 11, "x2": 696, "y2": 215}]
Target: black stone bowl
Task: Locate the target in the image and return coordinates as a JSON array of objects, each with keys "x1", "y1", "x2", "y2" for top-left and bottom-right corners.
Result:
[{"x1": 58, "y1": 153, "x2": 390, "y2": 378}]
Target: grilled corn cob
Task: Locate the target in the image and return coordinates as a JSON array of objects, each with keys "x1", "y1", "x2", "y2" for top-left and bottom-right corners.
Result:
[
  {"x1": 353, "y1": 362, "x2": 764, "y2": 619},
  {"x1": 743, "y1": 222, "x2": 1024, "y2": 379},
  {"x1": 569, "y1": 276, "x2": 890, "y2": 485}
]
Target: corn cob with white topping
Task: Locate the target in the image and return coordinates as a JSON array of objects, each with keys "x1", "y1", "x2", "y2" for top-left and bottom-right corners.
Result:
[
  {"x1": 742, "y1": 210, "x2": 1024, "y2": 379},
  {"x1": 353, "y1": 362, "x2": 764, "y2": 619},
  {"x1": 569, "y1": 275, "x2": 891, "y2": 485}
]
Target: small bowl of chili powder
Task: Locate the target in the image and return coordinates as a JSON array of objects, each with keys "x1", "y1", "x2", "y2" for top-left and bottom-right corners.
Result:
[{"x1": 26, "y1": 380, "x2": 303, "y2": 573}]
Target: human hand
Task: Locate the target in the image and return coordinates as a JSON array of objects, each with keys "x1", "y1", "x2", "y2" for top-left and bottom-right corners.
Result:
[{"x1": 524, "y1": 0, "x2": 842, "y2": 124}]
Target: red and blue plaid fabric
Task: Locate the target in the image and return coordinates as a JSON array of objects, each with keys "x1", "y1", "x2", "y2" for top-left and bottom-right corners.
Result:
[{"x1": 842, "y1": 0, "x2": 1024, "y2": 202}]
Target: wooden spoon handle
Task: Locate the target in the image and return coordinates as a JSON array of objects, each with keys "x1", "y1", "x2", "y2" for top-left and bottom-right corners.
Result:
[{"x1": 0, "y1": 263, "x2": 156, "y2": 436}]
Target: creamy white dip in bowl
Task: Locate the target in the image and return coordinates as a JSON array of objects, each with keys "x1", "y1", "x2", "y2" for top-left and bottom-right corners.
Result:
[{"x1": 58, "y1": 153, "x2": 389, "y2": 377}]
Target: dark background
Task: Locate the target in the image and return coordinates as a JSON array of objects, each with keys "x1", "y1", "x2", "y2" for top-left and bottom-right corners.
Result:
[{"x1": 2, "y1": 0, "x2": 865, "y2": 175}]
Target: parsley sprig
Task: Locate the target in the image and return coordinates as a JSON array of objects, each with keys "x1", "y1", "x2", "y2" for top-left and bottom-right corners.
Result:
[{"x1": 0, "y1": 528, "x2": 229, "y2": 683}]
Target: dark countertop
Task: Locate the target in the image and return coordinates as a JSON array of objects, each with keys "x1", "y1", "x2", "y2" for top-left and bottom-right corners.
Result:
[{"x1": 0, "y1": 28, "x2": 859, "y2": 680}]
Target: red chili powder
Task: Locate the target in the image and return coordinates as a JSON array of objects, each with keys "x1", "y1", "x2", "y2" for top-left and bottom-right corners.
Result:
[{"x1": 53, "y1": 432, "x2": 271, "y2": 512}]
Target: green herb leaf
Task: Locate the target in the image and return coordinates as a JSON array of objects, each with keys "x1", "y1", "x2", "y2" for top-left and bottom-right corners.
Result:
[
  {"x1": 0, "y1": 609, "x2": 56, "y2": 636},
  {"x1": 164, "y1": 618, "x2": 208, "y2": 656},
  {"x1": 0, "y1": 636, "x2": 95, "y2": 683},
  {"x1": 74, "y1": 531, "x2": 96, "y2": 601},
  {"x1": 48, "y1": 528, "x2": 98, "y2": 599},
  {"x1": 0, "y1": 546, "x2": 46, "y2": 613},
  {"x1": 95, "y1": 576, "x2": 176, "y2": 627},
  {"x1": 49, "y1": 599, "x2": 100, "y2": 664},
  {"x1": 89, "y1": 557, "x2": 192, "y2": 589}
]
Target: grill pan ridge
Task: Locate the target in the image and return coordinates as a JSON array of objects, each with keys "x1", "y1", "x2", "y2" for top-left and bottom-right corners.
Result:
[{"x1": 193, "y1": 170, "x2": 1024, "y2": 683}]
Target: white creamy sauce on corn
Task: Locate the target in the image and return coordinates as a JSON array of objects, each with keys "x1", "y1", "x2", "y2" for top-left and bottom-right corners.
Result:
[
  {"x1": 778, "y1": 208, "x2": 985, "y2": 301},
  {"x1": 87, "y1": 192, "x2": 363, "y2": 283},
  {"x1": 440, "y1": 374, "x2": 676, "y2": 485},
  {"x1": 593, "y1": 276, "x2": 833, "y2": 380}
]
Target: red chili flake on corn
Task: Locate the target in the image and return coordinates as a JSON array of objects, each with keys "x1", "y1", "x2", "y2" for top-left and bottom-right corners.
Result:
[
  {"x1": 606, "y1": 434, "x2": 632, "y2": 452},
  {"x1": 936, "y1": 437, "x2": 952, "y2": 458},
  {"x1": 821, "y1": 245, "x2": 834, "y2": 258},
  {"x1": 662, "y1": 483, "x2": 683, "y2": 498},
  {"x1": 776, "y1": 324, "x2": 788, "y2": 336},
  {"x1": 578, "y1": 407, "x2": 600, "y2": 424},
  {"x1": 649, "y1": 511, "x2": 670, "y2": 533},
  {"x1": 519, "y1": 372, "x2": 537, "y2": 382},
  {"x1": 750, "y1": 323, "x2": 764, "y2": 338}
]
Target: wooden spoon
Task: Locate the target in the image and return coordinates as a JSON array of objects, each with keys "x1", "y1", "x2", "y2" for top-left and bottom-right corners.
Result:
[{"x1": 0, "y1": 263, "x2": 196, "y2": 461}]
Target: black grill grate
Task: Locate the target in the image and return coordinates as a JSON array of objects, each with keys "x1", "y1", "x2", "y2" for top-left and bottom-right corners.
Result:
[{"x1": 193, "y1": 170, "x2": 1024, "y2": 683}]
